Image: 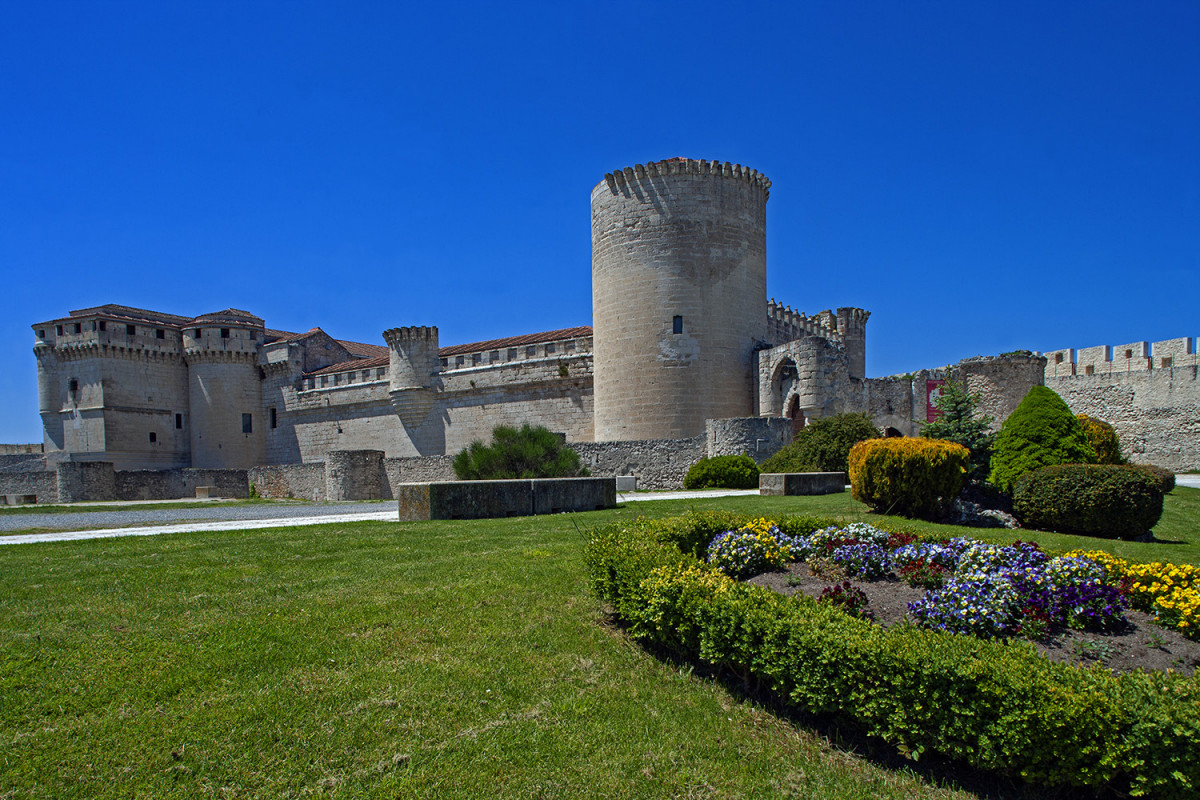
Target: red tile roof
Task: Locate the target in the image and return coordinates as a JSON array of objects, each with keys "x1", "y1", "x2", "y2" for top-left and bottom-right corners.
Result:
[
  {"x1": 306, "y1": 354, "x2": 390, "y2": 377},
  {"x1": 437, "y1": 326, "x2": 593, "y2": 357}
]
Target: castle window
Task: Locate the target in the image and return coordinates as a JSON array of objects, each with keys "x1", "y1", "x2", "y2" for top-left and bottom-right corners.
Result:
[
  {"x1": 68, "y1": 379, "x2": 78, "y2": 394},
  {"x1": 1054, "y1": 353, "x2": 1064, "y2": 364},
  {"x1": 1125, "y1": 349, "x2": 1133, "y2": 358},
  {"x1": 306, "y1": 378, "x2": 315, "y2": 390},
  {"x1": 1162, "y1": 357, "x2": 1173, "y2": 369},
  {"x1": 321, "y1": 376, "x2": 329, "y2": 387},
  {"x1": 507, "y1": 349, "x2": 516, "y2": 360},
  {"x1": 37, "y1": 330, "x2": 45, "y2": 339},
  {"x1": 56, "y1": 325, "x2": 63, "y2": 336},
  {"x1": 149, "y1": 432, "x2": 157, "y2": 443},
  {"x1": 175, "y1": 413, "x2": 183, "y2": 429},
  {"x1": 673, "y1": 315, "x2": 683, "y2": 334},
  {"x1": 362, "y1": 370, "x2": 371, "y2": 381},
  {"x1": 269, "y1": 407, "x2": 277, "y2": 429},
  {"x1": 456, "y1": 355, "x2": 465, "y2": 366},
  {"x1": 1085, "y1": 365, "x2": 1095, "y2": 376},
  {"x1": 156, "y1": 328, "x2": 165, "y2": 339},
  {"x1": 489, "y1": 350, "x2": 499, "y2": 362},
  {"x1": 221, "y1": 328, "x2": 230, "y2": 339},
  {"x1": 346, "y1": 372, "x2": 354, "y2": 383},
  {"x1": 376, "y1": 368, "x2": 385, "y2": 379},
  {"x1": 73, "y1": 323, "x2": 81, "y2": 334},
  {"x1": 126, "y1": 324, "x2": 136, "y2": 335},
  {"x1": 242, "y1": 413, "x2": 253, "y2": 434},
  {"x1": 193, "y1": 329, "x2": 201, "y2": 338},
  {"x1": 472, "y1": 353, "x2": 482, "y2": 365},
  {"x1": 526, "y1": 345, "x2": 537, "y2": 357},
  {"x1": 566, "y1": 341, "x2": 576, "y2": 353},
  {"x1": 546, "y1": 343, "x2": 556, "y2": 354},
  {"x1": 98, "y1": 321, "x2": 106, "y2": 331},
  {"x1": 440, "y1": 358, "x2": 448, "y2": 368}
]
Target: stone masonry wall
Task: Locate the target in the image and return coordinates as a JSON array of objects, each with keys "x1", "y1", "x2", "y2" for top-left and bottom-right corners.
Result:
[
  {"x1": 249, "y1": 462, "x2": 327, "y2": 500},
  {"x1": 706, "y1": 417, "x2": 792, "y2": 464},
  {"x1": 0, "y1": 467, "x2": 57, "y2": 504},
  {"x1": 572, "y1": 436, "x2": 707, "y2": 490}
]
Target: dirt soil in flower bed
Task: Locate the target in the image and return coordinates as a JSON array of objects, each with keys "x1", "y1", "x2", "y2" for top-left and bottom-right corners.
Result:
[{"x1": 750, "y1": 563, "x2": 1200, "y2": 677}]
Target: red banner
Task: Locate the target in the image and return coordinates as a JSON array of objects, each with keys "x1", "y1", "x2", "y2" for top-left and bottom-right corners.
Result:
[{"x1": 926, "y1": 379, "x2": 946, "y2": 422}]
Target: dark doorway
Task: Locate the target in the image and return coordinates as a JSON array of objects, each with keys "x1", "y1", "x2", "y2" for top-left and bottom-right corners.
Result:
[{"x1": 787, "y1": 396, "x2": 805, "y2": 437}]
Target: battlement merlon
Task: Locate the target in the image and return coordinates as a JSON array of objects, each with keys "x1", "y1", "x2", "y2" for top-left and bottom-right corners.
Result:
[
  {"x1": 599, "y1": 158, "x2": 771, "y2": 199},
  {"x1": 1044, "y1": 337, "x2": 1197, "y2": 377}
]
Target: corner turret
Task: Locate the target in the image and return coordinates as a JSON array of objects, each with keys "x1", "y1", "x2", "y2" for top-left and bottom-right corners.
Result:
[{"x1": 383, "y1": 326, "x2": 439, "y2": 426}]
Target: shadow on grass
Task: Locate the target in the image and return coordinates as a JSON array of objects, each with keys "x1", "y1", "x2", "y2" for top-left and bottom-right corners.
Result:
[{"x1": 601, "y1": 612, "x2": 1119, "y2": 800}]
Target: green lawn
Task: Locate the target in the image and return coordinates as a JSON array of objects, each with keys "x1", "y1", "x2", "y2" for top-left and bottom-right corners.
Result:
[{"x1": 1, "y1": 490, "x2": 1195, "y2": 798}]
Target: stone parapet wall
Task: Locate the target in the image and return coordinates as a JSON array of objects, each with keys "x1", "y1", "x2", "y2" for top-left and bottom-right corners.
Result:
[
  {"x1": 248, "y1": 463, "x2": 327, "y2": 500},
  {"x1": 706, "y1": 417, "x2": 792, "y2": 463},
  {"x1": 384, "y1": 456, "x2": 456, "y2": 491},
  {"x1": 571, "y1": 436, "x2": 706, "y2": 490},
  {"x1": 0, "y1": 469, "x2": 57, "y2": 504},
  {"x1": 115, "y1": 468, "x2": 249, "y2": 501}
]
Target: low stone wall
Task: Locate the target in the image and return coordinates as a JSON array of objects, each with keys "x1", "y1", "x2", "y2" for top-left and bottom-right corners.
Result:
[
  {"x1": 760, "y1": 472, "x2": 846, "y2": 496},
  {"x1": 571, "y1": 436, "x2": 706, "y2": 490},
  {"x1": 327, "y1": 450, "x2": 388, "y2": 501},
  {"x1": 56, "y1": 462, "x2": 117, "y2": 503},
  {"x1": 0, "y1": 469, "x2": 57, "y2": 504},
  {"x1": 397, "y1": 477, "x2": 617, "y2": 521},
  {"x1": 706, "y1": 417, "x2": 792, "y2": 463},
  {"x1": 249, "y1": 463, "x2": 327, "y2": 500},
  {"x1": 113, "y1": 468, "x2": 249, "y2": 500},
  {"x1": 385, "y1": 456, "x2": 456, "y2": 493}
]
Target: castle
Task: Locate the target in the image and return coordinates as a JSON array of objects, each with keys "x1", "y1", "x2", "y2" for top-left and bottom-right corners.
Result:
[{"x1": 26, "y1": 158, "x2": 1200, "y2": 487}]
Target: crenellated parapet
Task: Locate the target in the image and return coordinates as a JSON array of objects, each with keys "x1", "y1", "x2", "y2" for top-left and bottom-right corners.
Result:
[
  {"x1": 602, "y1": 158, "x2": 771, "y2": 198},
  {"x1": 1044, "y1": 337, "x2": 1197, "y2": 378},
  {"x1": 766, "y1": 299, "x2": 845, "y2": 346}
]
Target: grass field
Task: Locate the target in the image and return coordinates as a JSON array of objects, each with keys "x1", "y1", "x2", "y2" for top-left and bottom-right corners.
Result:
[{"x1": 2, "y1": 489, "x2": 1196, "y2": 798}]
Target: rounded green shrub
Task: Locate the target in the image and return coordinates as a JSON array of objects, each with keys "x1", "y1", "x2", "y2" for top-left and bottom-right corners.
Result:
[
  {"x1": 848, "y1": 437, "x2": 969, "y2": 520},
  {"x1": 453, "y1": 424, "x2": 589, "y2": 479},
  {"x1": 1013, "y1": 464, "x2": 1164, "y2": 539},
  {"x1": 1076, "y1": 414, "x2": 1125, "y2": 465},
  {"x1": 683, "y1": 455, "x2": 760, "y2": 490},
  {"x1": 989, "y1": 386, "x2": 1096, "y2": 494},
  {"x1": 760, "y1": 412, "x2": 880, "y2": 474},
  {"x1": 1132, "y1": 464, "x2": 1176, "y2": 494}
]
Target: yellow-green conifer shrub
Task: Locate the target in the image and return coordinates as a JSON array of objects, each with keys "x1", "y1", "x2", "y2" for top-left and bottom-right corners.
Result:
[
  {"x1": 1076, "y1": 414, "x2": 1126, "y2": 465},
  {"x1": 849, "y1": 438, "x2": 969, "y2": 520}
]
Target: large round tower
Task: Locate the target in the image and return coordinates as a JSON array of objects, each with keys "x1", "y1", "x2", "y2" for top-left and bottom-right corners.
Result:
[{"x1": 591, "y1": 158, "x2": 770, "y2": 441}]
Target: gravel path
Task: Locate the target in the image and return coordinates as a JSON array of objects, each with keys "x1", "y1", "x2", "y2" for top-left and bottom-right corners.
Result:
[{"x1": 0, "y1": 502, "x2": 389, "y2": 533}]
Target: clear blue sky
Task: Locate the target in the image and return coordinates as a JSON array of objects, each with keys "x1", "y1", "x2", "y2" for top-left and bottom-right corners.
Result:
[{"x1": 2, "y1": 1, "x2": 1197, "y2": 443}]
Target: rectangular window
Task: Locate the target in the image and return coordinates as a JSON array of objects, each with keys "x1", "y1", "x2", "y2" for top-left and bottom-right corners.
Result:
[
  {"x1": 1085, "y1": 365, "x2": 1095, "y2": 376},
  {"x1": 1054, "y1": 353, "x2": 1064, "y2": 364},
  {"x1": 68, "y1": 379, "x2": 78, "y2": 394},
  {"x1": 526, "y1": 345, "x2": 537, "y2": 357},
  {"x1": 193, "y1": 329, "x2": 201, "y2": 338},
  {"x1": 73, "y1": 323, "x2": 81, "y2": 334},
  {"x1": 333, "y1": 374, "x2": 340, "y2": 385},
  {"x1": 156, "y1": 328, "x2": 165, "y2": 339},
  {"x1": 545, "y1": 343, "x2": 556, "y2": 354},
  {"x1": 126, "y1": 324, "x2": 136, "y2": 335},
  {"x1": 99, "y1": 320, "x2": 106, "y2": 331},
  {"x1": 37, "y1": 329, "x2": 45, "y2": 339},
  {"x1": 221, "y1": 328, "x2": 230, "y2": 339},
  {"x1": 1162, "y1": 357, "x2": 1174, "y2": 369},
  {"x1": 1124, "y1": 349, "x2": 1133, "y2": 358},
  {"x1": 362, "y1": 370, "x2": 371, "y2": 381},
  {"x1": 472, "y1": 353, "x2": 482, "y2": 365},
  {"x1": 673, "y1": 315, "x2": 683, "y2": 334},
  {"x1": 489, "y1": 350, "x2": 499, "y2": 362},
  {"x1": 242, "y1": 413, "x2": 253, "y2": 434},
  {"x1": 56, "y1": 325, "x2": 64, "y2": 336},
  {"x1": 507, "y1": 349, "x2": 517, "y2": 360},
  {"x1": 440, "y1": 358, "x2": 448, "y2": 368},
  {"x1": 376, "y1": 368, "x2": 385, "y2": 379},
  {"x1": 346, "y1": 372, "x2": 354, "y2": 383},
  {"x1": 269, "y1": 407, "x2": 277, "y2": 429},
  {"x1": 149, "y1": 432, "x2": 157, "y2": 443},
  {"x1": 175, "y1": 413, "x2": 183, "y2": 429},
  {"x1": 321, "y1": 376, "x2": 329, "y2": 387},
  {"x1": 456, "y1": 355, "x2": 465, "y2": 366},
  {"x1": 566, "y1": 341, "x2": 576, "y2": 352}
]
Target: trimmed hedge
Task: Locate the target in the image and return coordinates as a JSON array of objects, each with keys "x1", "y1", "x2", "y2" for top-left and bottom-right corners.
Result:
[
  {"x1": 683, "y1": 454, "x2": 760, "y2": 490},
  {"x1": 584, "y1": 512, "x2": 1200, "y2": 798},
  {"x1": 848, "y1": 437, "x2": 969, "y2": 521},
  {"x1": 1134, "y1": 464, "x2": 1177, "y2": 494},
  {"x1": 989, "y1": 386, "x2": 1096, "y2": 493},
  {"x1": 1013, "y1": 464, "x2": 1164, "y2": 539}
]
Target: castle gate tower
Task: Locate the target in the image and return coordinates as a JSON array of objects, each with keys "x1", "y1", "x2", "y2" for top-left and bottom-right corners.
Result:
[
  {"x1": 183, "y1": 310, "x2": 266, "y2": 469},
  {"x1": 591, "y1": 158, "x2": 770, "y2": 440}
]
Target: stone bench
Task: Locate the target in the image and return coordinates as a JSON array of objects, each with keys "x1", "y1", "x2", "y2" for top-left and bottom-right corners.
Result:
[
  {"x1": 759, "y1": 472, "x2": 847, "y2": 496},
  {"x1": 1, "y1": 494, "x2": 38, "y2": 506},
  {"x1": 397, "y1": 477, "x2": 617, "y2": 521},
  {"x1": 195, "y1": 486, "x2": 221, "y2": 499}
]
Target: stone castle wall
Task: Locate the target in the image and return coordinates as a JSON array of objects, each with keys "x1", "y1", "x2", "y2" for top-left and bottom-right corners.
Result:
[{"x1": 1043, "y1": 338, "x2": 1200, "y2": 471}]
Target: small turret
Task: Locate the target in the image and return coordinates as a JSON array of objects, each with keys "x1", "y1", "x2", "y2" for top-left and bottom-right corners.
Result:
[
  {"x1": 383, "y1": 326, "x2": 439, "y2": 426},
  {"x1": 836, "y1": 307, "x2": 870, "y2": 380}
]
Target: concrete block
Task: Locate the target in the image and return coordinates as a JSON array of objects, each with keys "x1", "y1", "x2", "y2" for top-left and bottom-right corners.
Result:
[
  {"x1": 531, "y1": 477, "x2": 616, "y2": 514},
  {"x1": 398, "y1": 480, "x2": 532, "y2": 521},
  {"x1": 616, "y1": 475, "x2": 638, "y2": 492},
  {"x1": 759, "y1": 472, "x2": 846, "y2": 496}
]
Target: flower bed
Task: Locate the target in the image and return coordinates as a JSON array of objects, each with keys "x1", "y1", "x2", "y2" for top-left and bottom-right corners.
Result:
[{"x1": 584, "y1": 511, "x2": 1200, "y2": 798}]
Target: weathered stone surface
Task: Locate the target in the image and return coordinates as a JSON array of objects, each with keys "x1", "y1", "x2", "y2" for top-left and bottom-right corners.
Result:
[
  {"x1": 759, "y1": 472, "x2": 846, "y2": 496},
  {"x1": 531, "y1": 477, "x2": 615, "y2": 514},
  {"x1": 397, "y1": 477, "x2": 617, "y2": 521}
]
